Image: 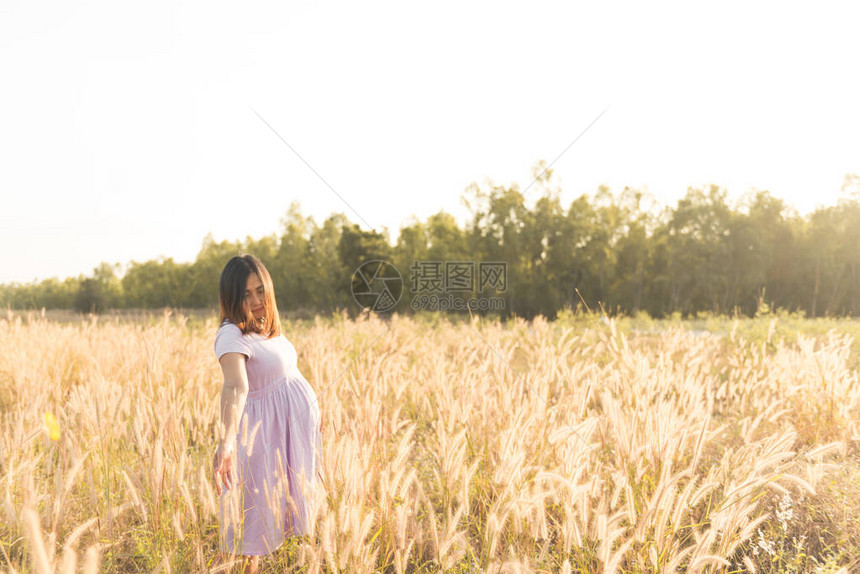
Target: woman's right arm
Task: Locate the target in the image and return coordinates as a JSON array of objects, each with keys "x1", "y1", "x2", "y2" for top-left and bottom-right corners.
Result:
[
  {"x1": 213, "y1": 353, "x2": 249, "y2": 494},
  {"x1": 218, "y1": 353, "x2": 250, "y2": 448}
]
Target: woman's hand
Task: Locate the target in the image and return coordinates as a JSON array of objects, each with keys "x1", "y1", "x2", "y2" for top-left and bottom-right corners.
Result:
[{"x1": 212, "y1": 441, "x2": 235, "y2": 496}]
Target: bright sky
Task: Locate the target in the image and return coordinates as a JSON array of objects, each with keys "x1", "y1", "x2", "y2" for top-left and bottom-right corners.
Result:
[{"x1": 1, "y1": 1, "x2": 858, "y2": 285}]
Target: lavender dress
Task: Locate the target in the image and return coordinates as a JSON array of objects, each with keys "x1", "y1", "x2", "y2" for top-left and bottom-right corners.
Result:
[{"x1": 214, "y1": 320, "x2": 323, "y2": 555}]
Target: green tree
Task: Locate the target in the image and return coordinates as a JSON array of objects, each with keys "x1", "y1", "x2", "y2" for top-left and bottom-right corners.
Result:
[
  {"x1": 188, "y1": 234, "x2": 244, "y2": 309},
  {"x1": 610, "y1": 186, "x2": 660, "y2": 314},
  {"x1": 74, "y1": 277, "x2": 105, "y2": 314},
  {"x1": 462, "y1": 180, "x2": 529, "y2": 319},
  {"x1": 121, "y1": 257, "x2": 192, "y2": 308},
  {"x1": 302, "y1": 214, "x2": 351, "y2": 314},
  {"x1": 272, "y1": 202, "x2": 314, "y2": 312},
  {"x1": 393, "y1": 218, "x2": 429, "y2": 314},
  {"x1": 661, "y1": 185, "x2": 733, "y2": 314},
  {"x1": 338, "y1": 223, "x2": 393, "y2": 318}
]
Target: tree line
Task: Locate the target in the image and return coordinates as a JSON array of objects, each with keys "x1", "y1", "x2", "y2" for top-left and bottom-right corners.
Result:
[{"x1": 4, "y1": 167, "x2": 860, "y2": 320}]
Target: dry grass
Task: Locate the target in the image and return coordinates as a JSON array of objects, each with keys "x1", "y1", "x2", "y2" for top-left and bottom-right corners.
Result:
[{"x1": 0, "y1": 309, "x2": 858, "y2": 573}]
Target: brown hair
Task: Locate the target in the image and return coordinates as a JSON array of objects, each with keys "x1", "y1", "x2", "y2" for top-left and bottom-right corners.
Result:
[{"x1": 217, "y1": 254, "x2": 282, "y2": 339}]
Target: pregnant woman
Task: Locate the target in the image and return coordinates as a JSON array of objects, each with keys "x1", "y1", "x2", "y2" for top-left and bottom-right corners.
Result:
[{"x1": 211, "y1": 254, "x2": 324, "y2": 573}]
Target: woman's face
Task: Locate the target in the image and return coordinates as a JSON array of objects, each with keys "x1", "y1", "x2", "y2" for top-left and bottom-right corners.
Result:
[{"x1": 244, "y1": 273, "x2": 266, "y2": 321}]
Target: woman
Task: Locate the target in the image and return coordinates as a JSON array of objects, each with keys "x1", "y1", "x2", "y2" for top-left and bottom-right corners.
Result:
[{"x1": 212, "y1": 254, "x2": 324, "y2": 572}]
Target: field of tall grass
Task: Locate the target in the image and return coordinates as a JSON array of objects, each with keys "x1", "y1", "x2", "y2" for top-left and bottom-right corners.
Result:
[{"x1": 1, "y1": 308, "x2": 858, "y2": 572}]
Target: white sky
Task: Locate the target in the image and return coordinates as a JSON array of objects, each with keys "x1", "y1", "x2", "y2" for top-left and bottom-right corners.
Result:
[{"x1": 1, "y1": 1, "x2": 859, "y2": 284}]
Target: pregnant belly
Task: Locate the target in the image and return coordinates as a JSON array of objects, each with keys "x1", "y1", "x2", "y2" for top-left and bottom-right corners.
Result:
[{"x1": 289, "y1": 372, "x2": 321, "y2": 427}]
